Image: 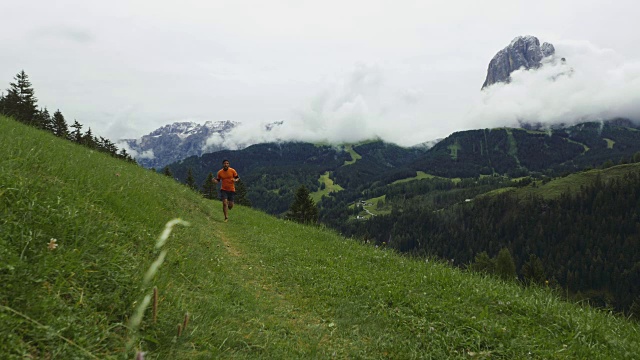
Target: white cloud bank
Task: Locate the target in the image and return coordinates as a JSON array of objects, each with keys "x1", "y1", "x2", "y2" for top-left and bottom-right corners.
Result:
[
  {"x1": 207, "y1": 39, "x2": 640, "y2": 149},
  {"x1": 468, "y1": 40, "x2": 640, "y2": 130}
]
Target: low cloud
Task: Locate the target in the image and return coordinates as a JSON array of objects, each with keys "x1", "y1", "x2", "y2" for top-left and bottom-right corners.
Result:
[
  {"x1": 204, "y1": 132, "x2": 225, "y2": 149},
  {"x1": 206, "y1": 63, "x2": 432, "y2": 148},
  {"x1": 467, "y1": 40, "x2": 640, "y2": 129},
  {"x1": 205, "y1": 39, "x2": 640, "y2": 149},
  {"x1": 118, "y1": 141, "x2": 155, "y2": 160}
]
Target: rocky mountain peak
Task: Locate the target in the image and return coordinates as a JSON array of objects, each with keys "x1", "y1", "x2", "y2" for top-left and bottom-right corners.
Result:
[
  {"x1": 119, "y1": 120, "x2": 239, "y2": 169},
  {"x1": 482, "y1": 35, "x2": 555, "y2": 89}
]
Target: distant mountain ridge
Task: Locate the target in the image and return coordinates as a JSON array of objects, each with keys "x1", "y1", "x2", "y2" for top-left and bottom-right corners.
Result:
[
  {"x1": 163, "y1": 119, "x2": 640, "y2": 215},
  {"x1": 120, "y1": 120, "x2": 238, "y2": 169},
  {"x1": 411, "y1": 120, "x2": 640, "y2": 178}
]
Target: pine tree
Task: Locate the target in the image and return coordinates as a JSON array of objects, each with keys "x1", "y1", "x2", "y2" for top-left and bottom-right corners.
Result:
[
  {"x1": 470, "y1": 251, "x2": 495, "y2": 274},
  {"x1": 602, "y1": 160, "x2": 614, "y2": 169},
  {"x1": 70, "y1": 120, "x2": 83, "y2": 143},
  {"x1": 118, "y1": 148, "x2": 135, "y2": 162},
  {"x1": 98, "y1": 137, "x2": 117, "y2": 155},
  {"x1": 163, "y1": 166, "x2": 173, "y2": 178},
  {"x1": 81, "y1": 128, "x2": 97, "y2": 148},
  {"x1": 286, "y1": 185, "x2": 318, "y2": 224},
  {"x1": 202, "y1": 172, "x2": 216, "y2": 199},
  {"x1": 36, "y1": 107, "x2": 54, "y2": 132},
  {"x1": 234, "y1": 179, "x2": 251, "y2": 207},
  {"x1": 629, "y1": 296, "x2": 640, "y2": 321},
  {"x1": 185, "y1": 168, "x2": 197, "y2": 190},
  {"x1": 52, "y1": 110, "x2": 68, "y2": 138},
  {"x1": 1, "y1": 70, "x2": 38, "y2": 124},
  {"x1": 521, "y1": 254, "x2": 546, "y2": 285},
  {"x1": 495, "y1": 248, "x2": 517, "y2": 281}
]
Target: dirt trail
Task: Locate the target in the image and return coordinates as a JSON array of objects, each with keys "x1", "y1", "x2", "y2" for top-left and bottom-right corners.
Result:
[
  {"x1": 214, "y1": 226, "x2": 332, "y2": 346},
  {"x1": 218, "y1": 231, "x2": 241, "y2": 257}
]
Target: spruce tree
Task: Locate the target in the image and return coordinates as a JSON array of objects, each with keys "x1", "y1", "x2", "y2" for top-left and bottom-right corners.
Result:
[
  {"x1": 629, "y1": 296, "x2": 640, "y2": 321},
  {"x1": 286, "y1": 185, "x2": 318, "y2": 224},
  {"x1": 36, "y1": 107, "x2": 54, "y2": 132},
  {"x1": 185, "y1": 168, "x2": 197, "y2": 190},
  {"x1": 2, "y1": 70, "x2": 38, "y2": 124},
  {"x1": 70, "y1": 120, "x2": 83, "y2": 143},
  {"x1": 52, "y1": 110, "x2": 68, "y2": 138},
  {"x1": 99, "y1": 137, "x2": 117, "y2": 155},
  {"x1": 119, "y1": 148, "x2": 135, "y2": 162},
  {"x1": 234, "y1": 179, "x2": 251, "y2": 207},
  {"x1": 163, "y1": 166, "x2": 173, "y2": 178},
  {"x1": 495, "y1": 248, "x2": 517, "y2": 281},
  {"x1": 81, "y1": 128, "x2": 97, "y2": 148},
  {"x1": 470, "y1": 251, "x2": 495, "y2": 274},
  {"x1": 202, "y1": 172, "x2": 216, "y2": 199},
  {"x1": 521, "y1": 254, "x2": 546, "y2": 285}
]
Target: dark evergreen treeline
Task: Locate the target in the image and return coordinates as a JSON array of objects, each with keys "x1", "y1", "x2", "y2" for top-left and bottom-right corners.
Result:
[
  {"x1": 0, "y1": 71, "x2": 135, "y2": 162},
  {"x1": 342, "y1": 168, "x2": 640, "y2": 315}
]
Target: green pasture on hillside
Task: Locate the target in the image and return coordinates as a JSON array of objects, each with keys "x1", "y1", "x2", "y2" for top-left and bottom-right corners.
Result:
[
  {"x1": 518, "y1": 164, "x2": 640, "y2": 200},
  {"x1": 342, "y1": 145, "x2": 362, "y2": 166},
  {"x1": 310, "y1": 171, "x2": 344, "y2": 203}
]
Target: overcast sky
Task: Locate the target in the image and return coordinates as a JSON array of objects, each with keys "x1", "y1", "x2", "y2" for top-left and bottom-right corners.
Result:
[{"x1": 3, "y1": 0, "x2": 640, "y2": 147}]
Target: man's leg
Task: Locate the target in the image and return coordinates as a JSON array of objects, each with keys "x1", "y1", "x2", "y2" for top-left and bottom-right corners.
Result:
[
  {"x1": 222, "y1": 199, "x2": 229, "y2": 221},
  {"x1": 227, "y1": 192, "x2": 235, "y2": 213}
]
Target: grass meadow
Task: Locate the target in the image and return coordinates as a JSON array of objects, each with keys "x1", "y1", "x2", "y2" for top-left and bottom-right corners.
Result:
[
  {"x1": 311, "y1": 172, "x2": 344, "y2": 204},
  {"x1": 342, "y1": 145, "x2": 362, "y2": 166},
  {"x1": 1, "y1": 116, "x2": 639, "y2": 359},
  {"x1": 509, "y1": 163, "x2": 640, "y2": 200}
]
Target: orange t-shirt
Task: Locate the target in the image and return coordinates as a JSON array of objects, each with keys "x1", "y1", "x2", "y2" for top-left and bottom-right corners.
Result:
[{"x1": 217, "y1": 167, "x2": 239, "y2": 192}]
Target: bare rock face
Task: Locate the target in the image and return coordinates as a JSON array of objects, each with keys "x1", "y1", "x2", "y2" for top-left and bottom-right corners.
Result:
[
  {"x1": 482, "y1": 35, "x2": 555, "y2": 89},
  {"x1": 120, "y1": 120, "x2": 286, "y2": 168},
  {"x1": 120, "y1": 120, "x2": 238, "y2": 169}
]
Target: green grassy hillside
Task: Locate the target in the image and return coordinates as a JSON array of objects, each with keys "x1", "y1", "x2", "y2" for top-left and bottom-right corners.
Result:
[
  {"x1": 480, "y1": 163, "x2": 640, "y2": 201},
  {"x1": 310, "y1": 171, "x2": 344, "y2": 203},
  {"x1": 1, "y1": 116, "x2": 639, "y2": 359}
]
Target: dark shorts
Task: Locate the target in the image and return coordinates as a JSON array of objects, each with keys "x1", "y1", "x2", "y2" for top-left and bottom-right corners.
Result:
[{"x1": 220, "y1": 190, "x2": 235, "y2": 202}]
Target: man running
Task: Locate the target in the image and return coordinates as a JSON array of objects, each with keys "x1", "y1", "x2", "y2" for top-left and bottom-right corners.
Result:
[{"x1": 213, "y1": 159, "x2": 240, "y2": 222}]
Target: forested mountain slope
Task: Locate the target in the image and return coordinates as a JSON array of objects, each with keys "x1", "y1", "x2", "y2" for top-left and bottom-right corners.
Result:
[
  {"x1": 167, "y1": 141, "x2": 427, "y2": 214},
  {"x1": 410, "y1": 121, "x2": 640, "y2": 178},
  {"x1": 343, "y1": 164, "x2": 640, "y2": 315}
]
